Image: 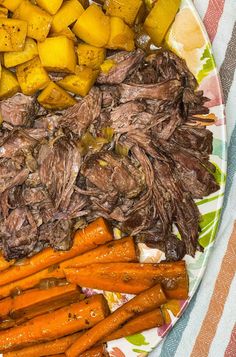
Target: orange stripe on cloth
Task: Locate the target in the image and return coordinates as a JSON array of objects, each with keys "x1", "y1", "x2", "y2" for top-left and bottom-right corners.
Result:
[
  {"x1": 225, "y1": 324, "x2": 236, "y2": 357},
  {"x1": 191, "y1": 223, "x2": 236, "y2": 357}
]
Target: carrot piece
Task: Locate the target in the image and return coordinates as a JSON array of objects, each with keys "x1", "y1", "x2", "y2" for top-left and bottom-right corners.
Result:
[
  {"x1": 4, "y1": 333, "x2": 82, "y2": 357},
  {"x1": 64, "y1": 261, "x2": 189, "y2": 299},
  {"x1": 0, "y1": 284, "x2": 81, "y2": 329},
  {"x1": 0, "y1": 254, "x2": 15, "y2": 272},
  {"x1": 80, "y1": 345, "x2": 109, "y2": 357},
  {"x1": 0, "y1": 218, "x2": 113, "y2": 287},
  {"x1": 43, "y1": 355, "x2": 65, "y2": 357},
  {"x1": 0, "y1": 298, "x2": 12, "y2": 322},
  {"x1": 104, "y1": 309, "x2": 164, "y2": 342},
  {"x1": 0, "y1": 265, "x2": 64, "y2": 300},
  {"x1": 0, "y1": 294, "x2": 110, "y2": 352},
  {"x1": 60, "y1": 236, "x2": 137, "y2": 270},
  {"x1": 66, "y1": 284, "x2": 167, "y2": 356}
]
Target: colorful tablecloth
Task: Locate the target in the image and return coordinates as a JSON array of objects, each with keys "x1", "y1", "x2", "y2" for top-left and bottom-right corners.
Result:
[{"x1": 151, "y1": 1, "x2": 236, "y2": 356}]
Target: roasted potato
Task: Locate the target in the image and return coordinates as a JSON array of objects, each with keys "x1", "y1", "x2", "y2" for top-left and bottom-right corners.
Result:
[
  {"x1": 51, "y1": 0, "x2": 84, "y2": 34},
  {"x1": 0, "y1": 18, "x2": 27, "y2": 52},
  {"x1": 36, "y1": 0, "x2": 63, "y2": 15},
  {"x1": 58, "y1": 65, "x2": 99, "y2": 97},
  {"x1": 0, "y1": 6, "x2": 8, "y2": 17},
  {"x1": 104, "y1": 0, "x2": 142, "y2": 26},
  {"x1": 13, "y1": 0, "x2": 52, "y2": 42},
  {"x1": 0, "y1": 67, "x2": 20, "y2": 100},
  {"x1": 16, "y1": 56, "x2": 50, "y2": 95},
  {"x1": 0, "y1": 0, "x2": 23, "y2": 12},
  {"x1": 51, "y1": 27, "x2": 78, "y2": 44},
  {"x1": 73, "y1": 4, "x2": 110, "y2": 47},
  {"x1": 77, "y1": 44, "x2": 106, "y2": 69},
  {"x1": 144, "y1": 0, "x2": 181, "y2": 45},
  {"x1": 38, "y1": 36, "x2": 77, "y2": 73},
  {"x1": 37, "y1": 81, "x2": 77, "y2": 110},
  {"x1": 4, "y1": 38, "x2": 38, "y2": 68},
  {"x1": 106, "y1": 16, "x2": 134, "y2": 51}
]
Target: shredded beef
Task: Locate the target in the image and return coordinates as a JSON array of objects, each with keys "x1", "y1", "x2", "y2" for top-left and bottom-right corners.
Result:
[
  {"x1": 97, "y1": 50, "x2": 145, "y2": 84},
  {"x1": 0, "y1": 49, "x2": 219, "y2": 260},
  {"x1": 0, "y1": 93, "x2": 39, "y2": 127}
]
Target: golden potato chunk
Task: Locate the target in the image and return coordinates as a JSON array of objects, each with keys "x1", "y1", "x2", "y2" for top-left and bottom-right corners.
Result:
[
  {"x1": 0, "y1": 0, "x2": 23, "y2": 12},
  {"x1": 16, "y1": 56, "x2": 50, "y2": 95},
  {"x1": 58, "y1": 66, "x2": 99, "y2": 97},
  {"x1": 13, "y1": 0, "x2": 52, "y2": 42},
  {"x1": 100, "y1": 59, "x2": 116, "y2": 74},
  {"x1": 0, "y1": 67, "x2": 20, "y2": 100},
  {"x1": 104, "y1": 0, "x2": 142, "y2": 26},
  {"x1": 38, "y1": 36, "x2": 77, "y2": 73},
  {"x1": 51, "y1": 0, "x2": 84, "y2": 34},
  {"x1": 38, "y1": 81, "x2": 77, "y2": 110},
  {"x1": 51, "y1": 27, "x2": 78, "y2": 44},
  {"x1": 0, "y1": 18, "x2": 27, "y2": 52},
  {"x1": 144, "y1": 0, "x2": 181, "y2": 45},
  {"x1": 35, "y1": 0, "x2": 63, "y2": 15},
  {"x1": 4, "y1": 38, "x2": 38, "y2": 68},
  {"x1": 77, "y1": 44, "x2": 106, "y2": 69},
  {"x1": 0, "y1": 6, "x2": 8, "y2": 17},
  {"x1": 73, "y1": 4, "x2": 110, "y2": 47},
  {"x1": 106, "y1": 17, "x2": 134, "y2": 51}
]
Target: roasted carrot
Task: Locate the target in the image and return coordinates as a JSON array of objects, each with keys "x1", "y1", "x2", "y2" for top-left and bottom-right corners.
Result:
[
  {"x1": 0, "y1": 254, "x2": 15, "y2": 272},
  {"x1": 64, "y1": 261, "x2": 189, "y2": 299},
  {"x1": 0, "y1": 294, "x2": 110, "y2": 352},
  {"x1": 80, "y1": 345, "x2": 109, "y2": 357},
  {"x1": 60, "y1": 236, "x2": 137, "y2": 270},
  {"x1": 0, "y1": 218, "x2": 113, "y2": 287},
  {"x1": 0, "y1": 284, "x2": 81, "y2": 329},
  {"x1": 104, "y1": 309, "x2": 164, "y2": 342},
  {"x1": 0, "y1": 298, "x2": 12, "y2": 322},
  {"x1": 4, "y1": 333, "x2": 82, "y2": 357},
  {"x1": 66, "y1": 284, "x2": 166, "y2": 356},
  {"x1": 44, "y1": 355, "x2": 65, "y2": 357},
  {"x1": 0, "y1": 265, "x2": 64, "y2": 300}
]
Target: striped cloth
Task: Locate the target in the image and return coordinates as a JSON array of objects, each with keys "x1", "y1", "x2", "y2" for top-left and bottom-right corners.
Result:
[{"x1": 150, "y1": 1, "x2": 236, "y2": 356}]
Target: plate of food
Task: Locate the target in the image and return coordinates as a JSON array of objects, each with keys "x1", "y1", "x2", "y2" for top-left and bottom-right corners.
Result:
[{"x1": 0, "y1": 0, "x2": 226, "y2": 356}]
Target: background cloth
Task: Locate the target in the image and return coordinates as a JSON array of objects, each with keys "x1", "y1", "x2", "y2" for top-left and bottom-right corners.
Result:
[{"x1": 151, "y1": 1, "x2": 236, "y2": 356}]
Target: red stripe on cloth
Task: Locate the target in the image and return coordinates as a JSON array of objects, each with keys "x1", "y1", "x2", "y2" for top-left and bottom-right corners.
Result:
[
  {"x1": 203, "y1": 0, "x2": 225, "y2": 42},
  {"x1": 225, "y1": 324, "x2": 236, "y2": 357}
]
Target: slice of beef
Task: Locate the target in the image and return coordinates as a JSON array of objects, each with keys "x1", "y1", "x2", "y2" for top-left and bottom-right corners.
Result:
[
  {"x1": 0, "y1": 165, "x2": 29, "y2": 194},
  {"x1": 152, "y1": 159, "x2": 200, "y2": 256},
  {"x1": 59, "y1": 87, "x2": 102, "y2": 137},
  {"x1": 24, "y1": 128, "x2": 50, "y2": 141},
  {"x1": 119, "y1": 79, "x2": 182, "y2": 103},
  {"x1": 0, "y1": 93, "x2": 39, "y2": 127},
  {"x1": 34, "y1": 113, "x2": 60, "y2": 133},
  {"x1": 0, "y1": 129, "x2": 38, "y2": 159},
  {"x1": 0, "y1": 208, "x2": 37, "y2": 260},
  {"x1": 147, "y1": 50, "x2": 198, "y2": 88},
  {"x1": 25, "y1": 171, "x2": 41, "y2": 187},
  {"x1": 109, "y1": 101, "x2": 146, "y2": 129},
  {"x1": 100, "y1": 85, "x2": 120, "y2": 108},
  {"x1": 0, "y1": 190, "x2": 10, "y2": 219},
  {"x1": 39, "y1": 137, "x2": 81, "y2": 211},
  {"x1": 160, "y1": 140, "x2": 219, "y2": 198},
  {"x1": 97, "y1": 49, "x2": 145, "y2": 84},
  {"x1": 172, "y1": 125, "x2": 213, "y2": 156},
  {"x1": 54, "y1": 192, "x2": 88, "y2": 220},
  {"x1": 81, "y1": 151, "x2": 144, "y2": 200},
  {"x1": 0, "y1": 186, "x2": 24, "y2": 219},
  {"x1": 38, "y1": 219, "x2": 72, "y2": 251},
  {"x1": 152, "y1": 105, "x2": 183, "y2": 140}
]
